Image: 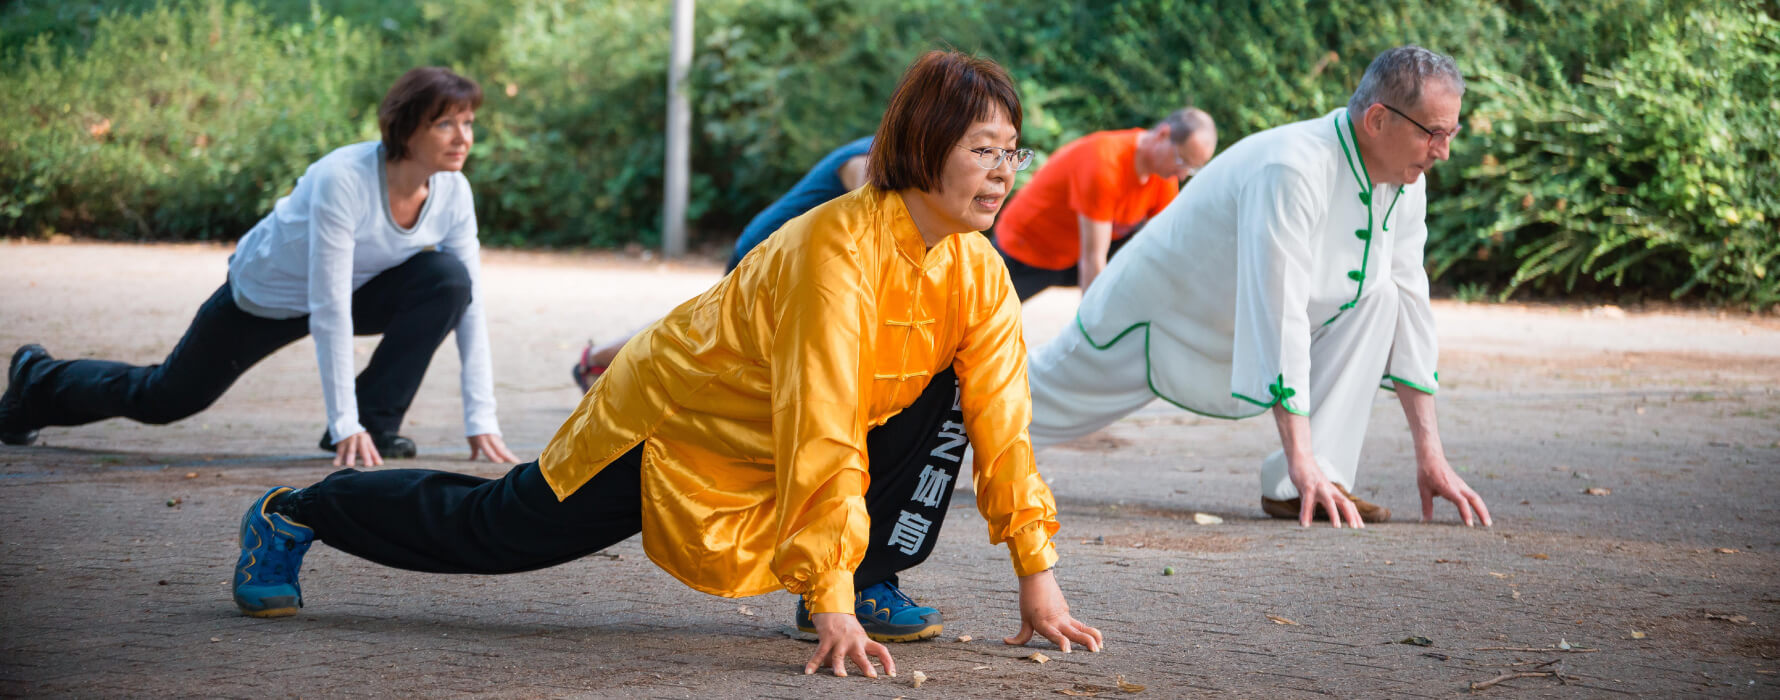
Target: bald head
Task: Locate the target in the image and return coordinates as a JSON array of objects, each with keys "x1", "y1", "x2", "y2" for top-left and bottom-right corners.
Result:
[
  {"x1": 1138, "y1": 107, "x2": 1217, "y2": 179},
  {"x1": 1158, "y1": 108, "x2": 1216, "y2": 146}
]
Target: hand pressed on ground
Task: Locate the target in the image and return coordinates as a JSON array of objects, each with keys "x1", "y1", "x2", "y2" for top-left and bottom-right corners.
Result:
[
  {"x1": 1417, "y1": 452, "x2": 1492, "y2": 526},
  {"x1": 468, "y1": 433, "x2": 519, "y2": 463},
  {"x1": 1286, "y1": 456, "x2": 1365, "y2": 529},
  {"x1": 1397, "y1": 383, "x2": 1492, "y2": 526},
  {"x1": 332, "y1": 431, "x2": 383, "y2": 468},
  {"x1": 804, "y1": 612, "x2": 895, "y2": 678},
  {"x1": 1004, "y1": 569, "x2": 1104, "y2": 653},
  {"x1": 1270, "y1": 405, "x2": 1363, "y2": 529}
]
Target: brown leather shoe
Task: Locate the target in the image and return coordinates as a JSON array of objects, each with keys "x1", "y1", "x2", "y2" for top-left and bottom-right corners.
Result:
[{"x1": 1261, "y1": 483, "x2": 1391, "y2": 523}]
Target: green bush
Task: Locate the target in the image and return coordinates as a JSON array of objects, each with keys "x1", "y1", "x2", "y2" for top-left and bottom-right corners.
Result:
[
  {"x1": 0, "y1": 2, "x2": 385, "y2": 240},
  {"x1": 1429, "y1": 2, "x2": 1780, "y2": 308},
  {"x1": 2, "y1": 0, "x2": 1775, "y2": 307}
]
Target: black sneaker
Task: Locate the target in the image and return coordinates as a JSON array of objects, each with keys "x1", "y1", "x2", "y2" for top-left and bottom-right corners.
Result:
[
  {"x1": 0, "y1": 344, "x2": 51, "y2": 446},
  {"x1": 318, "y1": 430, "x2": 417, "y2": 459}
]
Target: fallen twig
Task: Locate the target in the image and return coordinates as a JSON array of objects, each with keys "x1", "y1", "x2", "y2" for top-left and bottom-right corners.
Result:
[
  {"x1": 1470, "y1": 671, "x2": 1553, "y2": 690},
  {"x1": 1474, "y1": 646, "x2": 1599, "y2": 653}
]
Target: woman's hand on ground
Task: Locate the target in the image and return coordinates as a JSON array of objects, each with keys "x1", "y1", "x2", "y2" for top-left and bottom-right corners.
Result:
[
  {"x1": 332, "y1": 431, "x2": 383, "y2": 468},
  {"x1": 805, "y1": 611, "x2": 895, "y2": 678},
  {"x1": 467, "y1": 433, "x2": 519, "y2": 463},
  {"x1": 1004, "y1": 569, "x2": 1103, "y2": 653}
]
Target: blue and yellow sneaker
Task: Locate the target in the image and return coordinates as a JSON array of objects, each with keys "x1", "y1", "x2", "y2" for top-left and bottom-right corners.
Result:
[
  {"x1": 232, "y1": 487, "x2": 315, "y2": 618},
  {"x1": 795, "y1": 580, "x2": 943, "y2": 642}
]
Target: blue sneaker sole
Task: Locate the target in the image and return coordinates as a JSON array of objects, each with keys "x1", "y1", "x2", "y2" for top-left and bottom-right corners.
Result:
[
  {"x1": 233, "y1": 487, "x2": 310, "y2": 617},
  {"x1": 235, "y1": 592, "x2": 301, "y2": 618}
]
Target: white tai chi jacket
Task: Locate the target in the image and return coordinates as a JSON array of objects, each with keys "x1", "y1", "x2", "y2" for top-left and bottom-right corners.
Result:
[{"x1": 1068, "y1": 108, "x2": 1440, "y2": 420}]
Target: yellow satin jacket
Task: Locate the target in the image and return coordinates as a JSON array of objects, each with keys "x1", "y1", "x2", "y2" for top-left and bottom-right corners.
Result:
[{"x1": 538, "y1": 186, "x2": 1060, "y2": 614}]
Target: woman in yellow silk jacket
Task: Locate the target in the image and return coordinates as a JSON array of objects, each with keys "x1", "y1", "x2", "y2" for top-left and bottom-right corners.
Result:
[{"x1": 228, "y1": 50, "x2": 1104, "y2": 680}]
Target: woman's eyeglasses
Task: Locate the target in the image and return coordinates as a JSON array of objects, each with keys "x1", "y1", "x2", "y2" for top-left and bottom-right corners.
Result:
[{"x1": 960, "y1": 145, "x2": 1035, "y2": 171}]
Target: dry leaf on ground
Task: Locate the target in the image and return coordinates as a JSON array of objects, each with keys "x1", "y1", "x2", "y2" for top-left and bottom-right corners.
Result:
[
  {"x1": 911, "y1": 671, "x2": 927, "y2": 688},
  {"x1": 1631, "y1": 630, "x2": 1647, "y2": 639},
  {"x1": 1584, "y1": 487, "x2": 1612, "y2": 496},
  {"x1": 1397, "y1": 636, "x2": 1434, "y2": 646},
  {"x1": 1116, "y1": 674, "x2": 1146, "y2": 693},
  {"x1": 1192, "y1": 513, "x2": 1223, "y2": 525},
  {"x1": 1705, "y1": 613, "x2": 1750, "y2": 624},
  {"x1": 1028, "y1": 652, "x2": 1051, "y2": 664},
  {"x1": 1715, "y1": 548, "x2": 1740, "y2": 554},
  {"x1": 1266, "y1": 614, "x2": 1300, "y2": 626},
  {"x1": 1526, "y1": 553, "x2": 1551, "y2": 560},
  {"x1": 956, "y1": 635, "x2": 973, "y2": 643}
]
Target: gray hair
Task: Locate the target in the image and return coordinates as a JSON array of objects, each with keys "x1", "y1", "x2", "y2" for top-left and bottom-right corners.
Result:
[
  {"x1": 1347, "y1": 46, "x2": 1465, "y2": 117},
  {"x1": 1157, "y1": 107, "x2": 1216, "y2": 145}
]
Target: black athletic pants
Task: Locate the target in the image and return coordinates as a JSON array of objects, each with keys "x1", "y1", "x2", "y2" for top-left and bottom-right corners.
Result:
[
  {"x1": 991, "y1": 222, "x2": 1145, "y2": 301},
  {"x1": 286, "y1": 368, "x2": 969, "y2": 591},
  {"x1": 18, "y1": 251, "x2": 471, "y2": 435}
]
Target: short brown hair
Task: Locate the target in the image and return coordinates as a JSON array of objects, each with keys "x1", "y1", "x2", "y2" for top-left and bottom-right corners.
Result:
[
  {"x1": 868, "y1": 51, "x2": 1022, "y2": 192},
  {"x1": 378, "y1": 67, "x2": 484, "y2": 161}
]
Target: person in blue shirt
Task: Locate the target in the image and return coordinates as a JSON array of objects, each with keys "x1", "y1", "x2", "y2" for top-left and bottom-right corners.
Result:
[
  {"x1": 725, "y1": 136, "x2": 874, "y2": 270},
  {"x1": 573, "y1": 137, "x2": 873, "y2": 391}
]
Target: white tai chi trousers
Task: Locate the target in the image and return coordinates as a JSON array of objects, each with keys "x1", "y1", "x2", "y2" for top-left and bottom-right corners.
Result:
[{"x1": 1028, "y1": 287, "x2": 1402, "y2": 501}]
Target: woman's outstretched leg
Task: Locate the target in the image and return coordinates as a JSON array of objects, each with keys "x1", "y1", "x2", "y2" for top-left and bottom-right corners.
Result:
[
  {"x1": 233, "y1": 449, "x2": 644, "y2": 616},
  {"x1": 4, "y1": 282, "x2": 307, "y2": 439}
]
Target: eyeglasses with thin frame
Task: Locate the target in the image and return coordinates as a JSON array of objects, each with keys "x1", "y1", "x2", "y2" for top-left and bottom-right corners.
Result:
[
  {"x1": 1173, "y1": 152, "x2": 1202, "y2": 177},
  {"x1": 959, "y1": 145, "x2": 1035, "y2": 172},
  {"x1": 1381, "y1": 103, "x2": 1460, "y2": 148}
]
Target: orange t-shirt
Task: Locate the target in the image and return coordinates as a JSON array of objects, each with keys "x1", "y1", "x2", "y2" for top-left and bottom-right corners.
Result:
[{"x1": 994, "y1": 129, "x2": 1180, "y2": 270}]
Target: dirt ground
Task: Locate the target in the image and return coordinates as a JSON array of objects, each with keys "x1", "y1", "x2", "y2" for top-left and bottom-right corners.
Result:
[{"x1": 2, "y1": 240, "x2": 1777, "y2": 698}]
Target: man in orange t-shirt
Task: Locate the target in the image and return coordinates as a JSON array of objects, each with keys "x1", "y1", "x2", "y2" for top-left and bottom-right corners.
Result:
[{"x1": 993, "y1": 108, "x2": 1216, "y2": 300}]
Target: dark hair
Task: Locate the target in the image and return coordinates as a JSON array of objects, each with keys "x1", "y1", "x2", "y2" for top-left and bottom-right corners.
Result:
[
  {"x1": 868, "y1": 51, "x2": 1022, "y2": 192},
  {"x1": 378, "y1": 67, "x2": 484, "y2": 161}
]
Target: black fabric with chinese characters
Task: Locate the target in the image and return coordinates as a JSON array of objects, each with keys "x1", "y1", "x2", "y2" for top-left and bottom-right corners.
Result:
[{"x1": 282, "y1": 368, "x2": 966, "y2": 590}]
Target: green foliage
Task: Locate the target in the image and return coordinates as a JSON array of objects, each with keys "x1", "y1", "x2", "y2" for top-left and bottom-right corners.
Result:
[
  {"x1": 689, "y1": 0, "x2": 1002, "y2": 230},
  {"x1": 1430, "y1": 1, "x2": 1780, "y2": 308},
  {"x1": 2, "y1": 0, "x2": 1775, "y2": 307},
  {"x1": 0, "y1": 2, "x2": 385, "y2": 239},
  {"x1": 1451, "y1": 282, "x2": 1492, "y2": 304}
]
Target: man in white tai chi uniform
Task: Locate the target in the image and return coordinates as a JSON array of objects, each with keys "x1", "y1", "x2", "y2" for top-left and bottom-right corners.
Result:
[{"x1": 1026, "y1": 45, "x2": 1492, "y2": 529}]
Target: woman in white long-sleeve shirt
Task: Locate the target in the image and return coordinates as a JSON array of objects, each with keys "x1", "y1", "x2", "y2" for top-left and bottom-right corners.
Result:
[{"x1": 0, "y1": 67, "x2": 518, "y2": 467}]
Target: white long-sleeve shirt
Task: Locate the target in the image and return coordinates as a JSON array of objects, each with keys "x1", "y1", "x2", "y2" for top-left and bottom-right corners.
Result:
[
  {"x1": 1072, "y1": 108, "x2": 1440, "y2": 418},
  {"x1": 228, "y1": 141, "x2": 499, "y2": 441}
]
